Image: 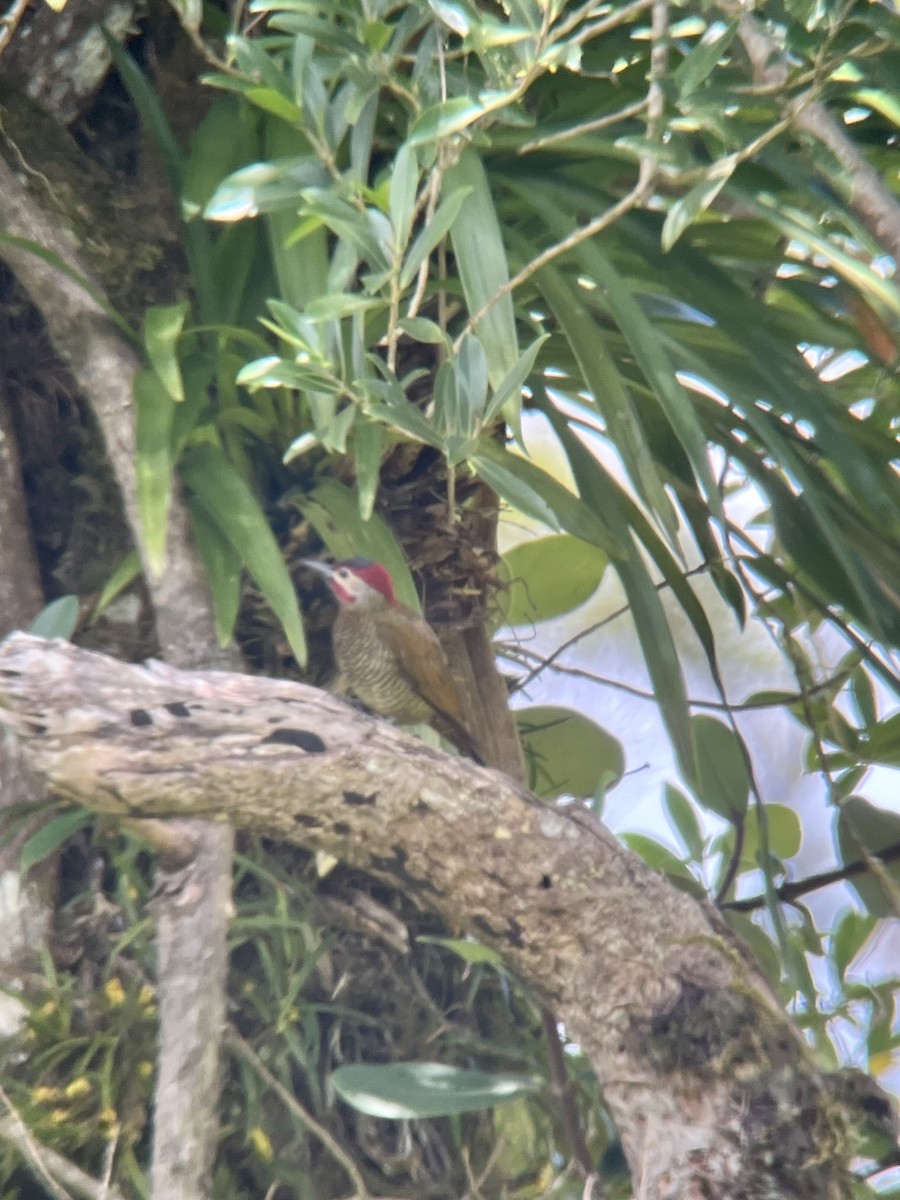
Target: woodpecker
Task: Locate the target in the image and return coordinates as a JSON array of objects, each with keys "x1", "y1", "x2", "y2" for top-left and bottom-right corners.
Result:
[{"x1": 304, "y1": 558, "x2": 483, "y2": 764}]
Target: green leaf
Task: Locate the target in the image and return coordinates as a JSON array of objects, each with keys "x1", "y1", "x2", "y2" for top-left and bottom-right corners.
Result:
[
  {"x1": 837, "y1": 796, "x2": 900, "y2": 917},
  {"x1": 689, "y1": 715, "x2": 751, "y2": 819},
  {"x1": 144, "y1": 302, "x2": 189, "y2": 402},
  {"x1": 245, "y1": 87, "x2": 303, "y2": 124},
  {"x1": 0, "y1": 233, "x2": 138, "y2": 346},
  {"x1": 397, "y1": 317, "x2": 452, "y2": 348},
  {"x1": 470, "y1": 443, "x2": 589, "y2": 537},
  {"x1": 417, "y1": 936, "x2": 504, "y2": 966},
  {"x1": 743, "y1": 194, "x2": 900, "y2": 322},
  {"x1": 518, "y1": 705, "x2": 624, "y2": 799},
  {"x1": 740, "y1": 804, "x2": 802, "y2": 864},
  {"x1": 572, "y1": 240, "x2": 724, "y2": 531},
  {"x1": 537, "y1": 263, "x2": 679, "y2": 545},
  {"x1": 661, "y1": 158, "x2": 736, "y2": 251},
  {"x1": 483, "y1": 334, "x2": 548, "y2": 427},
  {"x1": 500, "y1": 534, "x2": 607, "y2": 625},
  {"x1": 849, "y1": 668, "x2": 878, "y2": 730},
  {"x1": 204, "y1": 156, "x2": 328, "y2": 220},
  {"x1": 93, "y1": 551, "x2": 143, "y2": 622},
  {"x1": 673, "y1": 20, "x2": 739, "y2": 98},
  {"x1": 103, "y1": 31, "x2": 184, "y2": 195},
  {"x1": 186, "y1": 500, "x2": 243, "y2": 646},
  {"x1": 350, "y1": 418, "x2": 383, "y2": 523},
  {"x1": 330, "y1": 1062, "x2": 538, "y2": 1119},
  {"x1": 292, "y1": 479, "x2": 419, "y2": 611},
  {"x1": 541, "y1": 406, "x2": 696, "y2": 778},
  {"x1": 133, "y1": 369, "x2": 175, "y2": 580},
  {"x1": 29, "y1": 596, "x2": 79, "y2": 640},
  {"x1": 389, "y1": 143, "x2": 418, "y2": 251},
  {"x1": 619, "y1": 833, "x2": 703, "y2": 895},
  {"x1": 663, "y1": 784, "x2": 705, "y2": 862},
  {"x1": 408, "y1": 89, "x2": 519, "y2": 146},
  {"x1": 21, "y1": 809, "x2": 93, "y2": 872},
  {"x1": 864, "y1": 713, "x2": 900, "y2": 765},
  {"x1": 181, "y1": 444, "x2": 306, "y2": 665},
  {"x1": 446, "y1": 149, "x2": 519, "y2": 387},
  {"x1": 831, "y1": 908, "x2": 877, "y2": 980},
  {"x1": 455, "y1": 332, "x2": 489, "y2": 426},
  {"x1": 399, "y1": 185, "x2": 472, "y2": 289}
]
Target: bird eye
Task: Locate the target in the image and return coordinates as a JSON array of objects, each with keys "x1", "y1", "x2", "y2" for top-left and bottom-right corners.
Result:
[{"x1": 337, "y1": 568, "x2": 349, "y2": 579}]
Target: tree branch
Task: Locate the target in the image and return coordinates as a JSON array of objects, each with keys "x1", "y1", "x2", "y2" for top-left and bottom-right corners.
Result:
[
  {"x1": 724, "y1": 841, "x2": 900, "y2": 914},
  {"x1": 732, "y1": 11, "x2": 900, "y2": 263},
  {"x1": 0, "y1": 634, "x2": 868, "y2": 1200}
]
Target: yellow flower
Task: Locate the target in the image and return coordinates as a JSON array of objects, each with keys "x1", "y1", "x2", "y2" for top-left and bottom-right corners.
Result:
[
  {"x1": 249, "y1": 1126, "x2": 274, "y2": 1161},
  {"x1": 138, "y1": 985, "x2": 155, "y2": 1007},
  {"x1": 104, "y1": 978, "x2": 126, "y2": 1007},
  {"x1": 64, "y1": 1078, "x2": 92, "y2": 1099},
  {"x1": 32, "y1": 1087, "x2": 60, "y2": 1104},
  {"x1": 99, "y1": 1107, "x2": 118, "y2": 1126},
  {"x1": 138, "y1": 1060, "x2": 154, "y2": 1080}
]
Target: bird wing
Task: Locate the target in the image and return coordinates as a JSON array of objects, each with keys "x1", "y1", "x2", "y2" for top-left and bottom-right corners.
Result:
[
  {"x1": 379, "y1": 605, "x2": 482, "y2": 761},
  {"x1": 380, "y1": 606, "x2": 467, "y2": 722}
]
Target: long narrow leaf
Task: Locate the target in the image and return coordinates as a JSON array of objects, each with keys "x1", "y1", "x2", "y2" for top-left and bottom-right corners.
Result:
[
  {"x1": 133, "y1": 369, "x2": 175, "y2": 580},
  {"x1": 542, "y1": 404, "x2": 697, "y2": 777},
  {"x1": 181, "y1": 444, "x2": 307, "y2": 664},
  {"x1": 446, "y1": 149, "x2": 519, "y2": 387},
  {"x1": 537, "y1": 263, "x2": 680, "y2": 547}
]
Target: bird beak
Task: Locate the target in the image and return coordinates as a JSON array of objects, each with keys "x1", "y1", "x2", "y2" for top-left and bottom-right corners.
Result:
[{"x1": 302, "y1": 559, "x2": 336, "y2": 580}]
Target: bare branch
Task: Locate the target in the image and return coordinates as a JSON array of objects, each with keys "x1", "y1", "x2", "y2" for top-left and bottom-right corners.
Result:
[{"x1": 0, "y1": 634, "x2": 868, "y2": 1200}]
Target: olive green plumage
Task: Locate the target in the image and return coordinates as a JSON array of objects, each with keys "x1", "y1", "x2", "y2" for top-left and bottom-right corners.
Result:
[{"x1": 305, "y1": 559, "x2": 483, "y2": 764}]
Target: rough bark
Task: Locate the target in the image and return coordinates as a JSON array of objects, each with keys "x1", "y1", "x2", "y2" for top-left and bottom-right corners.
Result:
[
  {"x1": 0, "y1": 142, "x2": 238, "y2": 1200},
  {"x1": 0, "y1": 634, "x2": 864, "y2": 1200},
  {"x1": 0, "y1": 381, "x2": 49, "y2": 1040}
]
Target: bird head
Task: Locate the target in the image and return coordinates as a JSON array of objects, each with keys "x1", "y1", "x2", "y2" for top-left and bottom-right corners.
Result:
[{"x1": 304, "y1": 558, "x2": 397, "y2": 609}]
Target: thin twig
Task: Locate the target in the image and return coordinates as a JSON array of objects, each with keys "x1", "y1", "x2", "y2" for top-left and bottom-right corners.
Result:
[
  {"x1": 226, "y1": 1027, "x2": 370, "y2": 1199},
  {"x1": 640, "y1": 0, "x2": 668, "y2": 191},
  {"x1": 519, "y1": 99, "x2": 648, "y2": 154},
  {"x1": 455, "y1": 182, "x2": 649, "y2": 349},
  {"x1": 0, "y1": 0, "x2": 28, "y2": 58},
  {"x1": 541, "y1": 1008, "x2": 594, "y2": 1176},
  {"x1": 724, "y1": 839, "x2": 900, "y2": 913}
]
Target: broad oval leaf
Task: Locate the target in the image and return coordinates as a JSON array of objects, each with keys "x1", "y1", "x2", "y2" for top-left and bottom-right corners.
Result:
[
  {"x1": 740, "y1": 803, "x2": 802, "y2": 864},
  {"x1": 29, "y1": 595, "x2": 79, "y2": 641},
  {"x1": 331, "y1": 1062, "x2": 538, "y2": 1119},
  {"x1": 689, "y1": 715, "x2": 750, "y2": 819},
  {"x1": 663, "y1": 784, "x2": 706, "y2": 862},
  {"x1": 619, "y1": 832, "x2": 705, "y2": 897},
  {"x1": 517, "y1": 705, "x2": 624, "y2": 800},
  {"x1": 500, "y1": 534, "x2": 607, "y2": 625},
  {"x1": 837, "y1": 795, "x2": 900, "y2": 918}
]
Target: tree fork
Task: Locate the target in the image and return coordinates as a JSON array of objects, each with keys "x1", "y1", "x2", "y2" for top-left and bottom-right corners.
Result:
[{"x1": 0, "y1": 633, "x2": 868, "y2": 1200}]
